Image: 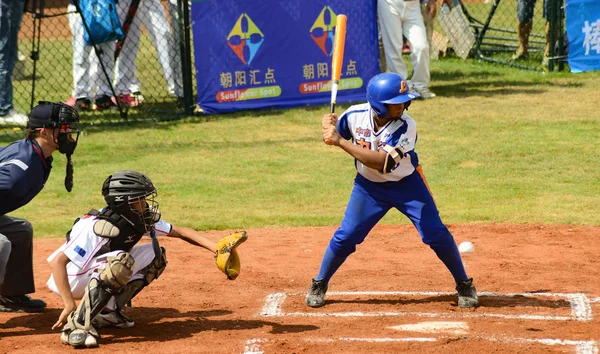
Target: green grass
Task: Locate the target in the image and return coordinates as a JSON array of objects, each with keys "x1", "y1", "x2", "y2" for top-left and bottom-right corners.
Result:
[{"x1": 3, "y1": 55, "x2": 599, "y2": 238}]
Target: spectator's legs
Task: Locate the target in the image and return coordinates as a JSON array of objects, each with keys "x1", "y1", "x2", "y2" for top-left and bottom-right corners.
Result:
[
  {"x1": 0, "y1": 0, "x2": 26, "y2": 115},
  {"x1": 145, "y1": 0, "x2": 182, "y2": 97},
  {"x1": 115, "y1": 0, "x2": 143, "y2": 96},
  {"x1": 403, "y1": 2, "x2": 430, "y2": 91},
  {"x1": 420, "y1": 2, "x2": 435, "y2": 56},
  {"x1": 93, "y1": 43, "x2": 115, "y2": 97},
  {"x1": 377, "y1": 0, "x2": 408, "y2": 79},
  {"x1": 67, "y1": 4, "x2": 93, "y2": 100},
  {"x1": 517, "y1": 21, "x2": 533, "y2": 55},
  {"x1": 514, "y1": 0, "x2": 536, "y2": 59},
  {"x1": 167, "y1": 0, "x2": 184, "y2": 98}
]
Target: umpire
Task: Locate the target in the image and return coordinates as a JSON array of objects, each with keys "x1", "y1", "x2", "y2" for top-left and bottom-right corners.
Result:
[{"x1": 0, "y1": 102, "x2": 80, "y2": 312}]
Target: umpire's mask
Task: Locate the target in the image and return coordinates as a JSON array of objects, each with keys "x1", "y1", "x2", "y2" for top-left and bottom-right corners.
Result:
[{"x1": 28, "y1": 101, "x2": 81, "y2": 192}]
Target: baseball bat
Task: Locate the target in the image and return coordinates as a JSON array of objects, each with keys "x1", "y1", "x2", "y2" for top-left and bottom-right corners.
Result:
[
  {"x1": 325, "y1": 14, "x2": 347, "y2": 145},
  {"x1": 114, "y1": 0, "x2": 141, "y2": 61}
]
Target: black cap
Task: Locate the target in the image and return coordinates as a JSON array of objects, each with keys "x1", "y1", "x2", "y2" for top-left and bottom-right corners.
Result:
[{"x1": 28, "y1": 102, "x2": 79, "y2": 129}]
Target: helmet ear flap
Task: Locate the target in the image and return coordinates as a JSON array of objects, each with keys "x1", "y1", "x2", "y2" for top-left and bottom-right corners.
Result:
[{"x1": 371, "y1": 102, "x2": 388, "y2": 118}]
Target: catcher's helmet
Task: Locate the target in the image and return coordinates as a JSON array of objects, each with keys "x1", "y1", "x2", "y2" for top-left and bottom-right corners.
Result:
[
  {"x1": 366, "y1": 73, "x2": 419, "y2": 118},
  {"x1": 102, "y1": 170, "x2": 160, "y2": 233}
]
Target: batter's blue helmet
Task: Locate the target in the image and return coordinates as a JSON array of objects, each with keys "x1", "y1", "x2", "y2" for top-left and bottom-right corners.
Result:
[{"x1": 367, "y1": 73, "x2": 419, "y2": 118}]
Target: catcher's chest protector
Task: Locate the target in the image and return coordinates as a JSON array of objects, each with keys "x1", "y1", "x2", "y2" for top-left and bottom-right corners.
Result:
[{"x1": 87, "y1": 209, "x2": 145, "y2": 254}]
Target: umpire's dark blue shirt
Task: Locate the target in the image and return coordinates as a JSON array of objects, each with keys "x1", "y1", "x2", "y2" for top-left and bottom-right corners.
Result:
[{"x1": 0, "y1": 138, "x2": 53, "y2": 216}]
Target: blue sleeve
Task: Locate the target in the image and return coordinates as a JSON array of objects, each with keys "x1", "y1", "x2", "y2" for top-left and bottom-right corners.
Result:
[
  {"x1": 337, "y1": 112, "x2": 352, "y2": 140},
  {"x1": 0, "y1": 164, "x2": 24, "y2": 198}
]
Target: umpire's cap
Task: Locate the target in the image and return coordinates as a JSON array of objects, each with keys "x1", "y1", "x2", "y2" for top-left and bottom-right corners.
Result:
[{"x1": 28, "y1": 101, "x2": 79, "y2": 129}]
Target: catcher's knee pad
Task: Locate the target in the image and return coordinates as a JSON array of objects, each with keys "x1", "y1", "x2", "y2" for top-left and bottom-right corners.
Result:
[
  {"x1": 142, "y1": 246, "x2": 167, "y2": 285},
  {"x1": 100, "y1": 251, "x2": 135, "y2": 288}
]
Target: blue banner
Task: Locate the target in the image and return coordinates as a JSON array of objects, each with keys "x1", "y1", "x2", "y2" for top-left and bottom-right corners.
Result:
[
  {"x1": 191, "y1": 0, "x2": 379, "y2": 114},
  {"x1": 565, "y1": 0, "x2": 600, "y2": 73}
]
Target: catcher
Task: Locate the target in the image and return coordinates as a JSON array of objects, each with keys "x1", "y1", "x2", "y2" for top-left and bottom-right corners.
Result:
[{"x1": 46, "y1": 170, "x2": 247, "y2": 348}]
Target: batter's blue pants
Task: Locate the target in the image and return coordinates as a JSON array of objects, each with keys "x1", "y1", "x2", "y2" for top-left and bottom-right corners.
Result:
[{"x1": 320, "y1": 169, "x2": 468, "y2": 284}]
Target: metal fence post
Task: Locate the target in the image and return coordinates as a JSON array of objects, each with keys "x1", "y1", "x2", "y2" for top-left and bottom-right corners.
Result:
[{"x1": 179, "y1": 0, "x2": 194, "y2": 115}]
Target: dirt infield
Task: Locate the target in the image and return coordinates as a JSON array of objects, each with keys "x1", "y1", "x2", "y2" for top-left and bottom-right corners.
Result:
[{"x1": 1, "y1": 223, "x2": 600, "y2": 353}]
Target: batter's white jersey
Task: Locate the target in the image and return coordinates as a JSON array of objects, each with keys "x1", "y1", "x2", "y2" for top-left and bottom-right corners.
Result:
[
  {"x1": 46, "y1": 214, "x2": 171, "y2": 299},
  {"x1": 337, "y1": 103, "x2": 419, "y2": 183}
]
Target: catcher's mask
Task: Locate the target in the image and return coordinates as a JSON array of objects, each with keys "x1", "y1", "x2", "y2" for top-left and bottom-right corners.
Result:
[
  {"x1": 102, "y1": 170, "x2": 161, "y2": 234},
  {"x1": 366, "y1": 73, "x2": 419, "y2": 119}
]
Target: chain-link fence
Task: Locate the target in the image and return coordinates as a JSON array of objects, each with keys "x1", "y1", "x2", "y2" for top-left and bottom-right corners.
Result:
[
  {"x1": 2, "y1": 0, "x2": 568, "y2": 138},
  {"x1": 435, "y1": 0, "x2": 567, "y2": 71},
  {"x1": 2, "y1": 0, "x2": 195, "y2": 138}
]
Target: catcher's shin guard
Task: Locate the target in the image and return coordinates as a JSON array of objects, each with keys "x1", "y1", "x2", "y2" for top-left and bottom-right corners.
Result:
[
  {"x1": 115, "y1": 279, "x2": 146, "y2": 309},
  {"x1": 115, "y1": 249, "x2": 167, "y2": 309},
  {"x1": 62, "y1": 278, "x2": 113, "y2": 347},
  {"x1": 62, "y1": 252, "x2": 135, "y2": 347}
]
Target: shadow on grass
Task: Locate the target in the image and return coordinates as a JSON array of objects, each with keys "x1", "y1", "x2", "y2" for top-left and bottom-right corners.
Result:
[{"x1": 431, "y1": 68, "x2": 583, "y2": 98}]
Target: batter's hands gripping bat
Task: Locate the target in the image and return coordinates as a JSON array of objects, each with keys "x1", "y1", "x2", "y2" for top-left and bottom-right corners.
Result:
[
  {"x1": 325, "y1": 14, "x2": 347, "y2": 145},
  {"x1": 114, "y1": 0, "x2": 141, "y2": 61}
]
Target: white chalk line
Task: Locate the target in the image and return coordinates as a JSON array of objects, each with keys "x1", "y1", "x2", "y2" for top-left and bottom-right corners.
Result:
[
  {"x1": 590, "y1": 297, "x2": 600, "y2": 303},
  {"x1": 242, "y1": 336, "x2": 598, "y2": 354},
  {"x1": 260, "y1": 293, "x2": 286, "y2": 317},
  {"x1": 260, "y1": 291, "x2": 593, "y2": 321},
  {"x1": 243, "y1": 338, "x2": 266, "y2": 354},
  {"x1": 282, "y1": 310, "x2": 573, "y2": 321}
]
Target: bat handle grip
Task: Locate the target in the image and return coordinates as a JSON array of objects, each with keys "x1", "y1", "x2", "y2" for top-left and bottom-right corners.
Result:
[{"x1": 325, "y1": 103, "x2": 335, "y2": 145}]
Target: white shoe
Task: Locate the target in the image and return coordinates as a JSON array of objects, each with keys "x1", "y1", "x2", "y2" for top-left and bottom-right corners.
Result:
[
  {"x1": 0, "y1": 109, "x2": 28, "y2": 127},
  {"x1": 62, "y1": 328, "x2": 99, "y2": 348},
  {"x1": 412, "y1": 87, "x2": 437, "y2": 99},
  {"x1": 93, "y1": 310, "x2": 135, "y2": 329}
]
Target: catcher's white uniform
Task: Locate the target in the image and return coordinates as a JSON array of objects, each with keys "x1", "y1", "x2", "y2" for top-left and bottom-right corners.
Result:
[{"x1": 47, "y1": 214, "x2": 171, "y2": 303}]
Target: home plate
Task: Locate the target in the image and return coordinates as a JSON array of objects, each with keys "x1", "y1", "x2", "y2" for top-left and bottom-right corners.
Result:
[{"x1": 390, "y1": 321, "x2": 468, "y2": 335}]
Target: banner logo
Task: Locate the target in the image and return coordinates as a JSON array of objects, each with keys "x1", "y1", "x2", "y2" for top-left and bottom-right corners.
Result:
[
  {"x1": 227, "y1": 14, "x2": 264, "y2": 65},
  {"x1": 310, "y1": 6, "x2": 336, "y2": 57}
]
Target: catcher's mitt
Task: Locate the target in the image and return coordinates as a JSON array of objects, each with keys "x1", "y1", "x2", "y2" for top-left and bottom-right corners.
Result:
[{"x1": 215, "y1": 231, "x2": 248, "y2": 280}]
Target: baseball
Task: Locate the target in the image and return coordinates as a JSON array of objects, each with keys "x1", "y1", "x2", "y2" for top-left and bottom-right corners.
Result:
[{"x1": 458, "y1": 241, "x2": 474, "y2": 254}]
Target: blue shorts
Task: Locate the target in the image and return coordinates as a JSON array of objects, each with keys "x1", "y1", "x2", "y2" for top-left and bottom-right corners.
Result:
[{"x1": 517, "y1": 0, "x2": 549, "y2": 22}]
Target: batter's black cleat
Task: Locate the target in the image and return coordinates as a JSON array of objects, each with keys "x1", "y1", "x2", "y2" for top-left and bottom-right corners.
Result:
[
  {"x1": 0, "y1": 295, "x2": 47, "y2": 313},
  {"x1": 306, "y1": 278, "x2": 328, "y2": 308},
  {"x1": 456, "y1": 278, "x2": 479, "y2": 308}
]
